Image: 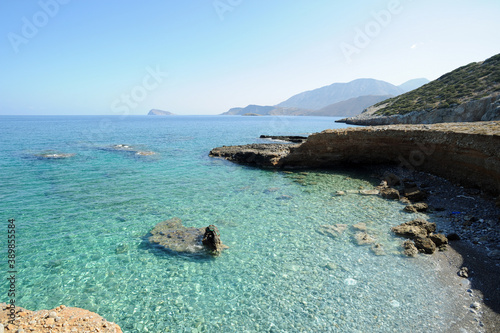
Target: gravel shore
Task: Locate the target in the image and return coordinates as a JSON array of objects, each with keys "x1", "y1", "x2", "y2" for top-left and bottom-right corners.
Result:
[{"x1": 367, "y1": 165, "x2": 500, "y2": 332}]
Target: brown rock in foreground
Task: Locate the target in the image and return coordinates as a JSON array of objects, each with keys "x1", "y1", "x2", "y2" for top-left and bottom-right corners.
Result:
[
  {"x1": 0, "y1": 303, "x2": 122, "y2": 333},
  {"x1": 210, "y1": 121, "x2": 500, "y2": 196}
]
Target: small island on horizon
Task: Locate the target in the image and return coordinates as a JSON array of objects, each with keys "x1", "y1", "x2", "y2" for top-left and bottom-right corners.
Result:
[{"x1": 147, "y1": 109, "x2": 175, "y2": 116}]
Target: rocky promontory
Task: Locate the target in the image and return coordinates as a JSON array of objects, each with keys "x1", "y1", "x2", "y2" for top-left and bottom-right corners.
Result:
[{"x1": 210, "y1": 121, "x2": 500, "y2": 196}]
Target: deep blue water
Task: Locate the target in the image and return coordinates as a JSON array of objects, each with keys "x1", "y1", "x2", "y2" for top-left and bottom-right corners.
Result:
[{"x1": 0, "y1": 115, "x2": 467, "y2": 332}]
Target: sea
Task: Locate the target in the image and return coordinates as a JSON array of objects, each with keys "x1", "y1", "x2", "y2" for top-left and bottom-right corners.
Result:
[{"x1": 0, "y1": 115, "x2": 470, "y2": 332}]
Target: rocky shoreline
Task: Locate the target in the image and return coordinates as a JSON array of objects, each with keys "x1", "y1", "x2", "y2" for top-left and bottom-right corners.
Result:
[
  {"x1": 210, "y1": 121, "x2": 500, "y2": 331},
  {"x1": 210, "y1": 121, "x2": 500, "y2": 196}
]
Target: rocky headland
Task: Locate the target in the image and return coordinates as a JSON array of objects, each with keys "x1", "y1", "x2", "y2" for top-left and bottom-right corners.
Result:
[{"x1": 210, "y1": 121, "x2": 500, "y2": 196}]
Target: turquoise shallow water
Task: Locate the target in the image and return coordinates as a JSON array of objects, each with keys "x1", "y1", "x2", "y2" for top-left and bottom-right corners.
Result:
[{"x1": 0, "y1": 116, "x2": 464, "y2": 332}]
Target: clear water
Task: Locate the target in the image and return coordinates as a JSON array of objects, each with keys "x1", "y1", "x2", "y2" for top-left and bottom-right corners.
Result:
[{"x1": 0, "y1": 116, "x2": 465, "y2": 332}]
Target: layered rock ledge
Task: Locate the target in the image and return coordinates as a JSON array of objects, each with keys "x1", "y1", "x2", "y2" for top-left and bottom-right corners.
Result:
[{"x1": 210, "y1": 121, "x2": 500, "y2": 196}]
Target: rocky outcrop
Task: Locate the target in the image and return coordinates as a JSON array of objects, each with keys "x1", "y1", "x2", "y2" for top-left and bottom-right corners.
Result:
[
  {"x1": 0, "y1": 303, "x2": 122, "y2": 333},
  {"x1": 209, "y1": 143, "x2": 299, "y2": 167},
  {"x1": 392, "y1": 219, "x2": 448, "y2": 255},
  {"x1": 209, "y1": 121, "x2": 500, "y2": 196},
  {"x1": 391, "y1": 219, "x2": 436, "y2": 239},
  {"x1": 148, "y1": 218, "x2": 228, "y2": 255},
  {"x1": 338, "y1": 95, "x2": 500, "y2": 126},
  {"x1": 202, "y1": 225, "x2": 226, "y2": 255}
]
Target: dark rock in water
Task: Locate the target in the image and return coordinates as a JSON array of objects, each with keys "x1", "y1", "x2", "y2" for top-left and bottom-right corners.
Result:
[
  {"x1": 403, "y1": 240, "x2": 418, "y2": 257},
  {"x1": 149, "y1": 218, "x2": 228, "y2": 256},
  {"x1": 202, "y1": 225, "x2": 226, "y2": 255},
  {"x1": 260, "y1": 135, "x2": 308, "y2": 143},
  {"x1": 414, "y1": 237, "x2": 437, "y2": 254}
]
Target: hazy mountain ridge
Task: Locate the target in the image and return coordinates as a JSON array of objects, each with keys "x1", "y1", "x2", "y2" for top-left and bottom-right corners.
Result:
[
  {"x1": 277, "y1": 78, "x2": 405, "y2": 110},
  {"x1": 312, "y1": 95, "x2": 394, "y2": 117},
  {"x1": 221, "y1": 78, "x2": 428, "y2": 117}
]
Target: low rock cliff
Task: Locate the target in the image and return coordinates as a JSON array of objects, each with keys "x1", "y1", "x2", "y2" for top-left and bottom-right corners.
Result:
[
  {"x1": 339, "y1": 95, "x2": 500, "y2": 126},
  {"x1": 210, "y1": 121, "x2": 500, "y2": 196}
]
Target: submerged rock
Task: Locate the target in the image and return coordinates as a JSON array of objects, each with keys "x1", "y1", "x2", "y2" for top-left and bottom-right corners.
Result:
[
  {"x1": 359, "y1": 189, "x2": 380, "y2": 195},
  {"x1": 103, "y1": 144, "x2": 156, "y2": 157},
  {"x1": 371, "y1": 243, "x2": 386, "y2": 256},
  {"x1": 354, "y1": 231, "x2": 376, "y2": 245},
  {"x1": 34, "y1": 151, "x2": 75, "y2": 159},
  {"x1": 148, "y1": 218, "x2": 228, "y2": 256},
  {"x1": 352, "y1": 222, "x2": 367, "y2": 231},
  {"x1": 318, "y1": 224, "x2": 347, "y2": 238}
]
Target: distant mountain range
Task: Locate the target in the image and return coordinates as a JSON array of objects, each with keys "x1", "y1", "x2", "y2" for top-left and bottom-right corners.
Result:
[
  {"x1": 221, "y1": 78, "x2": 429, "y2": 117},
  {"x1": 148, "y1": 109, "x2": 175, "y2": 116}
]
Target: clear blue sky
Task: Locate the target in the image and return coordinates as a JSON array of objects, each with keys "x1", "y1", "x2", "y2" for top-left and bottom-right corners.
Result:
[{"x1": 1, "y1": 0, "x2": 500, "y2": 115}]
